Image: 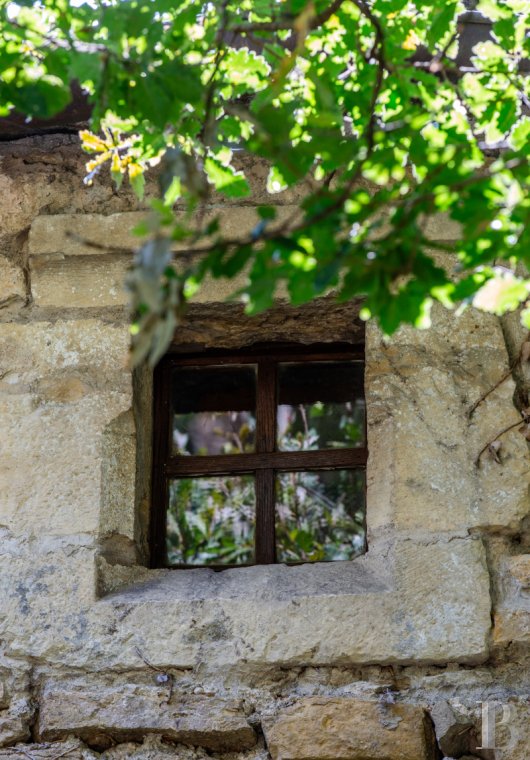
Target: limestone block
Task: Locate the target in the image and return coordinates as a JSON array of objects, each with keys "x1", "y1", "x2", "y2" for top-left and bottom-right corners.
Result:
[
  {"x1": 29, "y1": 213, "x2": 146, "y2": 256},
  {"x1": 0, "y1": 739, "x2": 96, "y2": 759},
  {"x1": 0, "y1": 537, "x2": 98, "y2": 663},
  {"x1": 0, "y1": 136, "x2": 144, "y2": 248},
  {"x1": 38, "y1": 676, "x2": 256, "y2": 752},
  {"x1": 0, "y1": 320, "x2": 130, "y2": 378},
  {"x1": 366, "y1": 306, "x2": 530, "y2": 535},
  {"x1": 0, "y1": 320, "x2": 131, "y2": 536},
  {"x1": 189, "y1": 269, "x2": 249, "y2": 304},
  {"x1": 0, "y1": 392, "x2": 131, "y2": 536},
  {"x1": 26, "y1": 209, "x2": 456, "y2": 310},
  {"x1": 471, "y1": 379, "x2": 530, "y2": 531},
  {"x1": 0, "y1": 257, "x2": 25, "y2": 307},
  {"x1": 29, "y1": 207, "x2": 300, "y2": 257},
  {"x1": 493, "y1": 610, "x2": 530, "y2": 648},
  {"x1": 0, "y1": 699, "x2": 32, "y2": 748},
  {"x1": 493, "y1": 554, "x2": 530, "y2": 649},
  {"x1": 0, "y1": 663, "x2": 32, "y2": 747},
  {"x1": 99, "y1": 411, "x2": 137, "y2": 541},
  {"x1": 368, "y1": 364, "x2": 474, "y2": 533},
  {"x1": 263, "y1": 698, "x2": 436, "y2": 760},
  {"x1": 366, "y1": 302, "x2": 506, "y2": 358},
  {"x1": 30, "y1": 255, "x2": 130, "y2": 308},
  {"x1": 231, "y1": 152, "x2": 308, "y2": 205},
  {"x1": 0, "y1": 714, "x2": 30, "y2": 749},
  {"x1": 87, "y1": 537, "x2": 491, "y2": 673},
  {"x1": 27, "y1": 207, "x2": 302, "y2": 308}
]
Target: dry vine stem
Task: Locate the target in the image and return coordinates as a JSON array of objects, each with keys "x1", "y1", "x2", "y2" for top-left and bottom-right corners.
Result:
[
  {"x1": 468, "y1": 332, "x2": 530, "y2": 419},
  {"x1": 475, "y1": 415, "x2": 528, "y2": 468},
  {"x1": 471, "y1": 332, "x2": 530, "y2": 466},
  {"x1": 134, "y1": 646, "x2": 174, "y2": 704}
]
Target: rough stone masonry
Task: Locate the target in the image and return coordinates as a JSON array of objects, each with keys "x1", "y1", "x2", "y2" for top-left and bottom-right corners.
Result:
[{"x1": 0, "y1": 134, "x2": 529, "y2": 760}]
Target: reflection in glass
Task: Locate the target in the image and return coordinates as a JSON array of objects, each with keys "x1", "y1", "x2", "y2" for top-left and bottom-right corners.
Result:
[
  {"x1": 167, "y1": 477, "x2": 255, "y2": 565},
  {"x1": 172, "y1": 365, "x2": 256, "y2": 455},
  {"x1": 278, "y1": 362, "x2": 365, "y2": 451},
  {"x1": 276, "y1": 470, "x2": 365, "y2": 563}
]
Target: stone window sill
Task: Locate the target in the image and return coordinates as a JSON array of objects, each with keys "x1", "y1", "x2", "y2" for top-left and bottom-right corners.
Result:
[{"x1": 94, "y1": 536, "x2": 491, "y2": 671}]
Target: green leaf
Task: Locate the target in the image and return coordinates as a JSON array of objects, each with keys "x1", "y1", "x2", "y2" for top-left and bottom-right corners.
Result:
[
  {"x1": 204, "y1": 157, "x2": 250, "y2": 198},
  {"x1": 223, "y1": 48, "x2": 270, "y2": 91},
  {"x1": 257, "y1": 206, "x2": 277, "y2": 220},
  {"x1": 129, "y1": 170, "x2": 146, "y2": 200},
  {"x1": 267, "y1": 165, "x2": 288, "y2": 194},
  {"x1": 511, "y1": 117, "x2": 530, "y2": 150},
  {"x1": 9, "y1": 78, "x2": 71, "y2": 117}
]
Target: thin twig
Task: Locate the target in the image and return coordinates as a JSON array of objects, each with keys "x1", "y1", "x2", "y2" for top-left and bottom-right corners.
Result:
[
  {"x1": 468, "y1": 331, "x2": 530, "y2": 418},
  {"x1": 134, "y1": 646, "x2": 174, "y2": 704},
  {"x1": 475, "y1": 417, "x2": 524, "y2": 467},
  {"x1": 134, "y1": 645, "x2": 164, "y2": 672},
  {"x1": 50, "y1": 748, "x2": 82, "y2": 760},
  {"x1": 468, "y1": 364, "x2": 517, "y2": 419},
  {"x1": 64, "y1": 231, "x2": 132, "y2": 254}
]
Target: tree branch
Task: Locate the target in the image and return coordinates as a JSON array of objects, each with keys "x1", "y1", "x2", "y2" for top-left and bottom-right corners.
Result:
[{"x1": 228, "y1": 0, "x2": 347, "y2": 35}]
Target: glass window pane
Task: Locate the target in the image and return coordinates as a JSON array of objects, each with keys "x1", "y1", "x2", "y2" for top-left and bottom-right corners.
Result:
[
  {"x1": 278, "y1": 361, "x2": 365, "y2": 451},
  {"x1": 172, "y1": 365, "x2": 256, "y2": 455},
  {"x1": 275, "y1": 470, "x2": 365, "y2": 563},
  {"x1": 167, "y1": 477, "x2": 255, "y2": 566}
]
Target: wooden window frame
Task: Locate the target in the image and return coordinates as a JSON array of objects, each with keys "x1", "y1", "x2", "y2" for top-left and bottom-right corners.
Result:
[{"x1": 150, "y1": 342, "x2": 366, "y2": 569}]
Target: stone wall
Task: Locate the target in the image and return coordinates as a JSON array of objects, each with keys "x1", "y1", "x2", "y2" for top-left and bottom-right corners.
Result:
[{"x1": 0, "y1": 135, "x2": 528, "y2": 760}]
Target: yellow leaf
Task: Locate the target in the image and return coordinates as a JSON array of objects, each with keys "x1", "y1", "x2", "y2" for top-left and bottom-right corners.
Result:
[
  {"x1": 79, "y1": 130, "x2": 110, "y2": 153},
  {"x1": 86, "y1": 151, "x2": 111, "y2": 171},
  {"x1": 128, "y1": 162, "x2": 143, "y2": 179},
  {"x1": 111, "y1": 152, "x2": 123, "y2": 174},
  {"x1": 402, "y1": 29, "x2": 420, "y2": 51}
]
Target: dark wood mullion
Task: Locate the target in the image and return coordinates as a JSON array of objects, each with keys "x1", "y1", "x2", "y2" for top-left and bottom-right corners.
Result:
[
  {"x1": 150, "y1": 359, "x2": 173, "y2": 568},
  {"x1": 166, "y1": 447, "x2": 367, "y2": 476},
  {"x1": 256, "y1": 359, "x2": 277, "y2": 452},
  {"x1": 255, "y1": 469, "x2": 276, "y2": 563},
  {"x1": 254, "y1": 359, "x2": 278, "y2": 563}
]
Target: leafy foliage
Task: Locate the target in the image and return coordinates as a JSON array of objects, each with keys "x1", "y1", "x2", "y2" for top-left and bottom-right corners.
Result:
[{"x1": 2, "y1": 0, "x2": 530, "y2": 361}]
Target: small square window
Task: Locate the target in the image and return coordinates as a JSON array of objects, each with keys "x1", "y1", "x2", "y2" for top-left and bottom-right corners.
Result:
[{"x1": 151, "y1": 343, "x2": 366, "y2": 568}]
